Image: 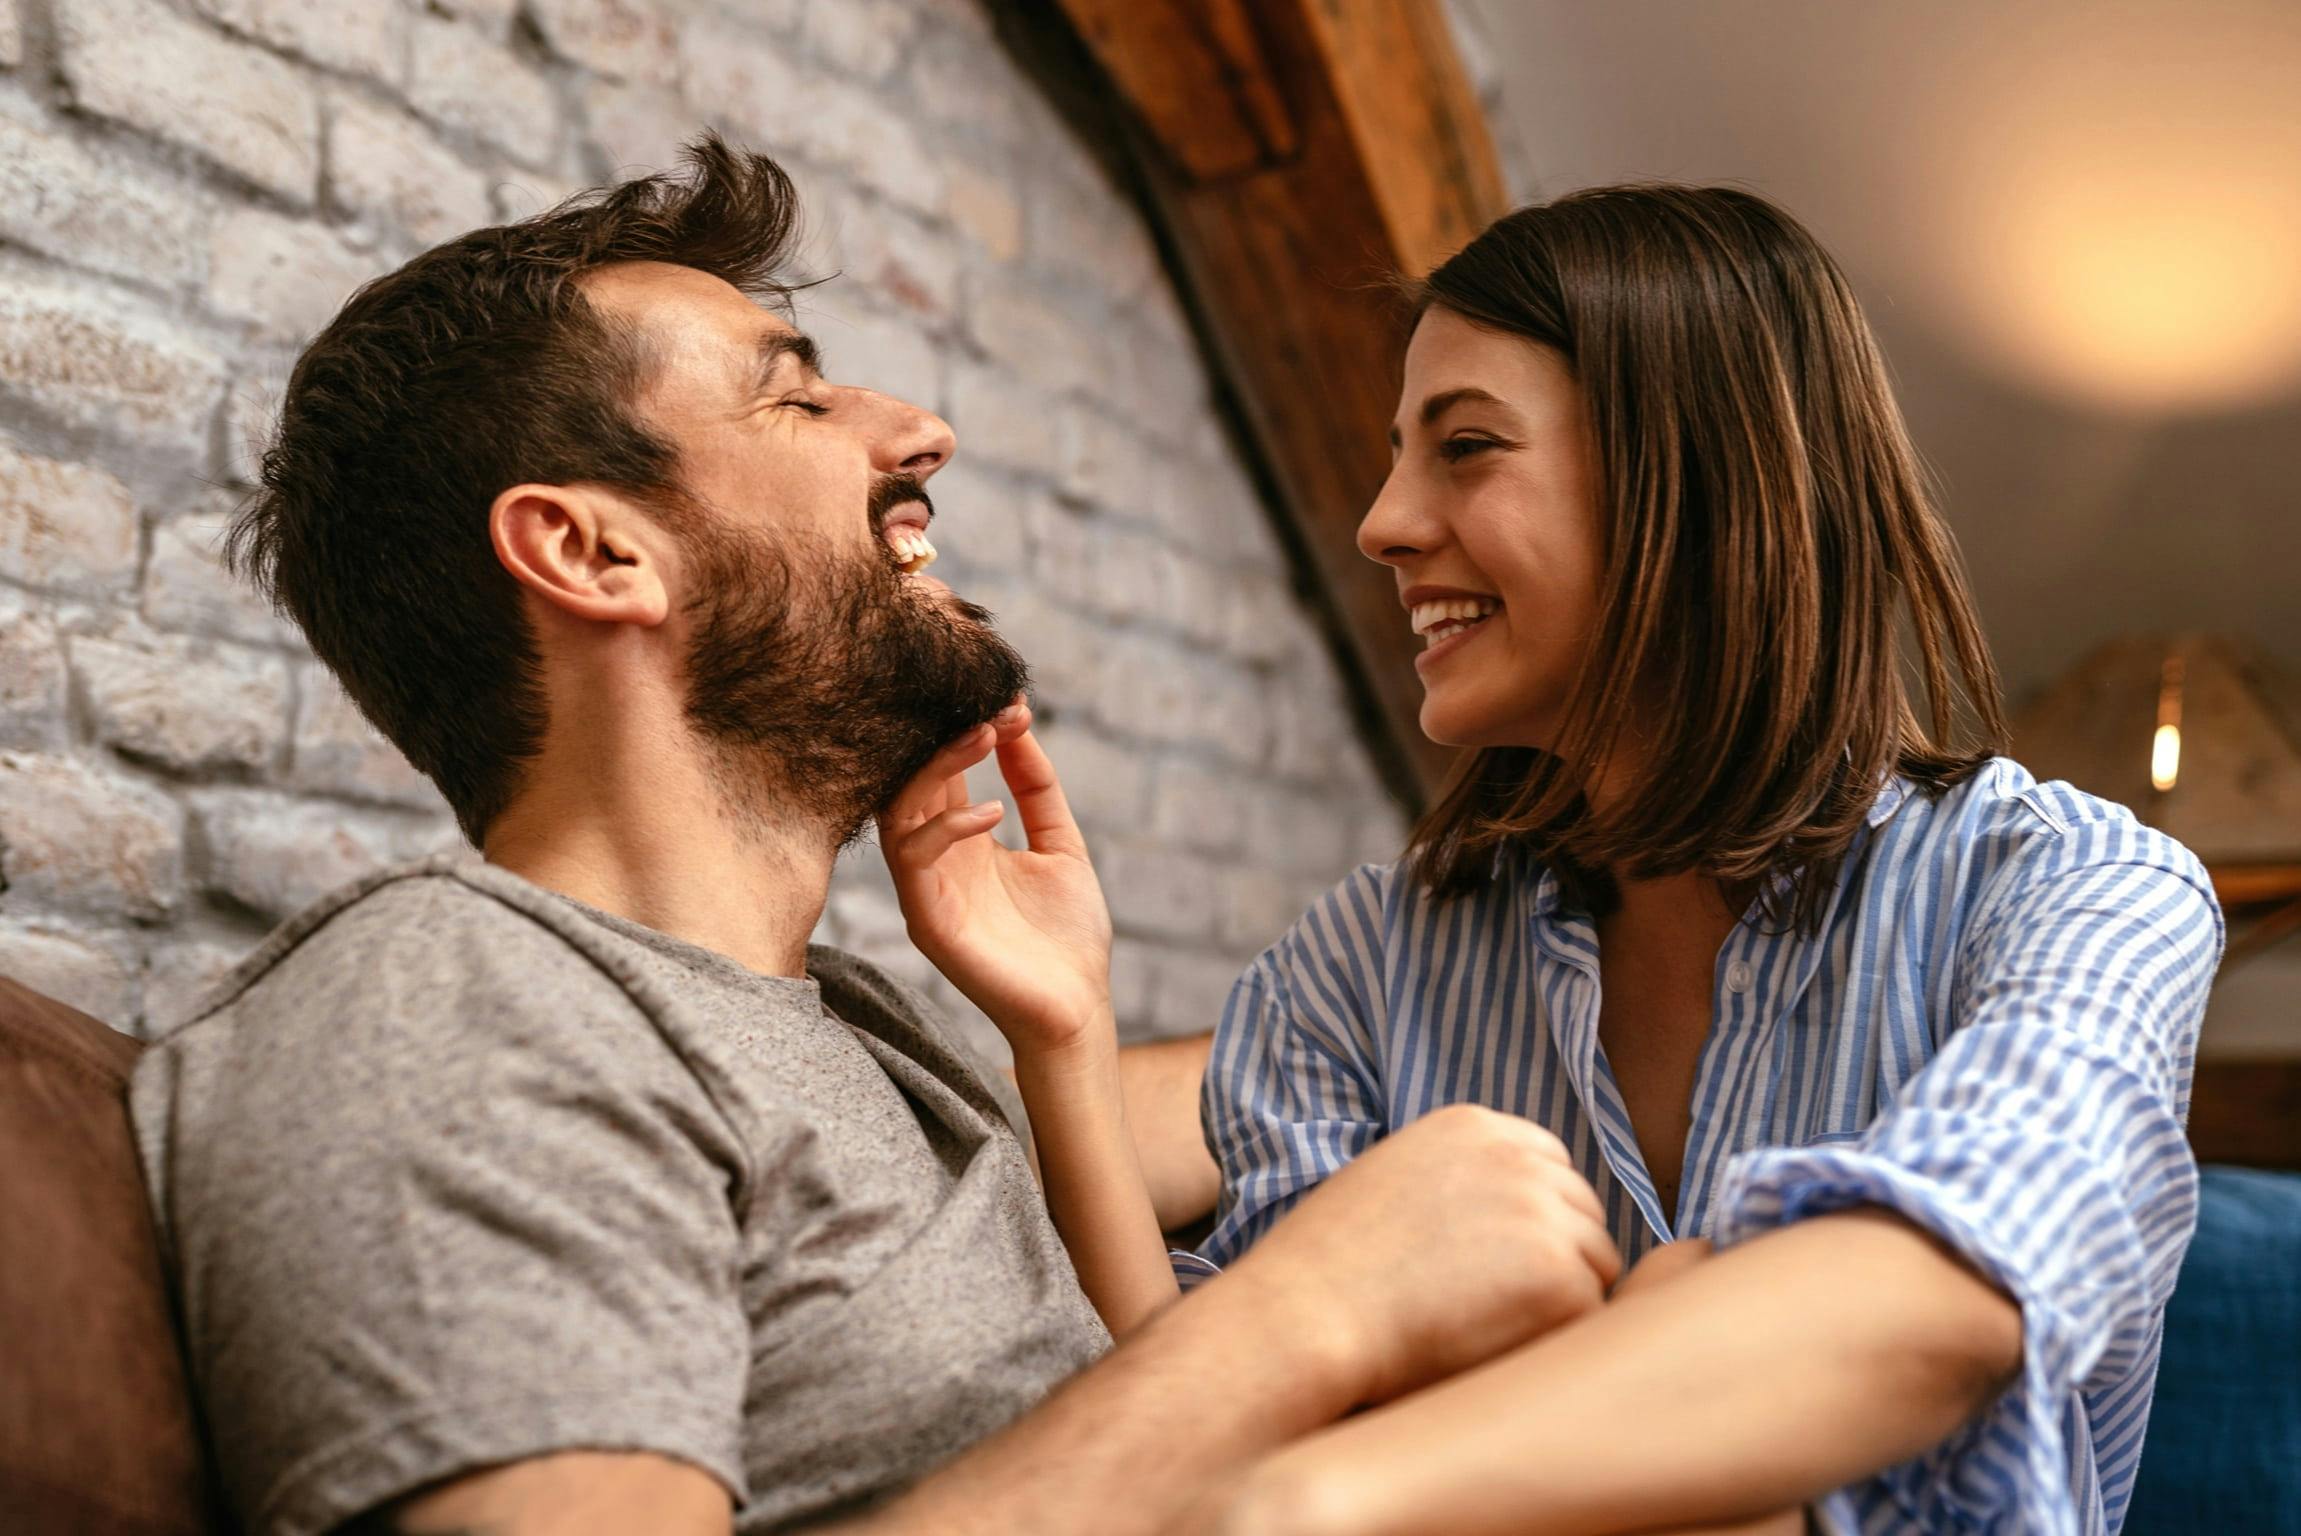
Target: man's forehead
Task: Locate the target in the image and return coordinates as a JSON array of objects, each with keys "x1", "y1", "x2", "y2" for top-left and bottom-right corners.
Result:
[{"x1": 578, "y1": 260, "x2": 814, "y2": 389}]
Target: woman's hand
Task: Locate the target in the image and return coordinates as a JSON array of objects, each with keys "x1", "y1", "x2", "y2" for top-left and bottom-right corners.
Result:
[{"x1": 878, "y1": 699, "x2": 1115, "y2": 1059}]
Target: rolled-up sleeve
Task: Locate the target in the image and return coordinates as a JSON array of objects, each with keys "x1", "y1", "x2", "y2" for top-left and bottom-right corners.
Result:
[
  {"x1": 1185, "y1": 872, "x2": 1392, "y2": 1287},
  {"x1": 1712, "y1": 829, "x2": 2222, "y2": 1536}
]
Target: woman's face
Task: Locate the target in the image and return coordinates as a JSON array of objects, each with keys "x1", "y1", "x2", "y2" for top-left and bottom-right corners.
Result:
[{"x1": 1360, "y1": 308, "x2": 1604, "y2": 751}]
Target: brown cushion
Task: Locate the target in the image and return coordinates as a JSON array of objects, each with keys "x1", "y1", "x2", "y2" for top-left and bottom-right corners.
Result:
[{"x1": 0, "y1": 976, "x2": 226, "y2": 1535}]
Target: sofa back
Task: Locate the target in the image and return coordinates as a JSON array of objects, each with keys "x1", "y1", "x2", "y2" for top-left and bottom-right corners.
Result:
[{"x1": 0, "y1": 977, "x2": 225, "y2": 1535}]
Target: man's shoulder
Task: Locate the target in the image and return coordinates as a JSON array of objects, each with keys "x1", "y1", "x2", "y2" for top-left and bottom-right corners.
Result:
[{"x1": 150, "y1": 855, "x2": 626, "y2": 1045}]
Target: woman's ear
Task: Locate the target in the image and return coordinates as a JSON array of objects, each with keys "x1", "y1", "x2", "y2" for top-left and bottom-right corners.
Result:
[{"x1": 489, "y1": 483, "x2": 672, "y2": 628}]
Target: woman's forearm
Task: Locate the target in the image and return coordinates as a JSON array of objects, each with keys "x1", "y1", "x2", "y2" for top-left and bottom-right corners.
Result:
[
  {"x1": 1011, "y1": 1010, "x2": 1183, "y2": 1334},
  {"x1": 1222, "y1": 1208, "x2": 2021, "y2": 1536}
]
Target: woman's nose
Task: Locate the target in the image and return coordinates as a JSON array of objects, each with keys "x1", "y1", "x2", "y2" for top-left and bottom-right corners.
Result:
[{"x1": 1357, "y1": 466, "x2": 1431, "y2": 566}]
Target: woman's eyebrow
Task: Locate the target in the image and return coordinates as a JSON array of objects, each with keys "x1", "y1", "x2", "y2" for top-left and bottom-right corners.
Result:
[
  {"x1": 1418, "y1": 385, "x2": 1509, "y2": 425},
  {"x1": 1390, "y1": 385, "x2": 1514, "y2": 447}
]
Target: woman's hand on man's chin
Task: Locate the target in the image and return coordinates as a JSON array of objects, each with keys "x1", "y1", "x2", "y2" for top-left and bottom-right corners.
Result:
[{"x1": 875, "y1": 698, "x2": 1118, "y2": 1060}]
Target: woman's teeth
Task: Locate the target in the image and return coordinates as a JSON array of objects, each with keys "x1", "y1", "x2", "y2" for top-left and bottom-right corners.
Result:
[
  {"x1": 886, "y1": 526, "x2": 937, "y2": 574},
  {"x1": 1409, "y1": 596, "x2": 1499, "y2": 645}
]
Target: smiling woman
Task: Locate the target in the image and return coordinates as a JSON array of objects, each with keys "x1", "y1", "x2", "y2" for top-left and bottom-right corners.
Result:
[{"x1": 1180, "y1": 185, "x2": 2226, "y2": 1536}]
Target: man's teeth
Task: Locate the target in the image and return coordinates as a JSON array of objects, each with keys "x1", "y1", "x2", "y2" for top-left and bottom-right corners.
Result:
[
  {"x1": 887, "y1": 527, "x2": 937, "y2": 574},
  {"x1": 1409, "y1": 596, "x2": 1499, "y2": 642}
]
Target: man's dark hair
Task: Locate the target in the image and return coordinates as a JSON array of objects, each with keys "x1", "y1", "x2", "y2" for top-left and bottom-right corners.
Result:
[{"x1": 228, "y1": 134, "x2": 802, "y2": 843}]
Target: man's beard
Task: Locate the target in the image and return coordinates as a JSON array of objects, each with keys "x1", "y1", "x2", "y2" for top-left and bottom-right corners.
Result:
[{"x1": 678, "y1": 478, "x2": 1030, "y2": 846}]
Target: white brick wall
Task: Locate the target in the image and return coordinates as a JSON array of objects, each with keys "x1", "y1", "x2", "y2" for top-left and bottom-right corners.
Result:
[{"x1": 0, "y1": 0, "x2": 1410, "y2": 1061}]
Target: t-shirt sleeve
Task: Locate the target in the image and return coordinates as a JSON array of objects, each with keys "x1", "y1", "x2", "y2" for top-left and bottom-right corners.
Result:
[{"x1": 138, "y1": 880, "x2": 754, "y2": 1536}]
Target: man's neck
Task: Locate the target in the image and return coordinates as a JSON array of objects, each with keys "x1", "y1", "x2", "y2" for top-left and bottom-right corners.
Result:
[{"x1": 483, "y1": 735, "x2": 839, "y2": 979}]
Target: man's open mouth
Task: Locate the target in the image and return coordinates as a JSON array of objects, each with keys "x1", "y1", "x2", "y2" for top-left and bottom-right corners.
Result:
[{"x1": 885, "y1": 524, "x2": 937, "y2": 575}]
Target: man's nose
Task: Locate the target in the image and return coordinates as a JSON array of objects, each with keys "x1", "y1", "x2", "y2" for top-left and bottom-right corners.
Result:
[{"x1": 873, "y1": 390, "x2": 954, "y2": 479}]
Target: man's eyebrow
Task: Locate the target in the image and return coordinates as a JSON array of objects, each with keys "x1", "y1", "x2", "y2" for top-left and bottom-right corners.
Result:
[
  {"x1": 1388, "y1": 385, "x2": 1512, "y2": 446},
  {"x1": 754, "y1": 330, "x2": 822, "y2": 388}
]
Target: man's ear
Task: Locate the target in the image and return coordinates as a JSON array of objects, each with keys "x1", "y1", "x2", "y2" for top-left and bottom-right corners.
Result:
[{"x1": 489, "y1": 483, "x2": 672, "y2": 628}]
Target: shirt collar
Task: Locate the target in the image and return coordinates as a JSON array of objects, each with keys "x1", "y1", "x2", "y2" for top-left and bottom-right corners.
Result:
[{"x1": 1516, "y1": 774, "x2": 1910, "y2": 926}]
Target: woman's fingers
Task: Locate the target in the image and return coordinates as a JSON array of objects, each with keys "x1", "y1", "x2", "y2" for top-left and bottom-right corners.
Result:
[
  {"x1": 883, "y1": 724, "x2": 997, "y2": 834},
  {"x1": 889, "y1": 799, "x2": 1005, "y2": 874},
  {"x1": 995, "y1": 727, "x2": 1087, "y2": 857}
]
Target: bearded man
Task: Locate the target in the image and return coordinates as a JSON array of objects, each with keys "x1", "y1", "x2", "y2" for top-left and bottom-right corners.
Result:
[{"x1": 129, "y1": 139, "x2": 1621, "y2": 1536}]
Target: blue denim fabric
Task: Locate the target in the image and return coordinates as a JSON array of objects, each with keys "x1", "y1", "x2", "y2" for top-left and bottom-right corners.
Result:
[{"x1": 2126, "y1": 1165, "x2": 2301, "y2": 1535}]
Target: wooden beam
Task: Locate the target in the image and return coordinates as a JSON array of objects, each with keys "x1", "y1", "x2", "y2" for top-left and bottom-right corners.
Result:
[{"x1": 1044, "y1": 0, "x2": 1508, "y2": 798}]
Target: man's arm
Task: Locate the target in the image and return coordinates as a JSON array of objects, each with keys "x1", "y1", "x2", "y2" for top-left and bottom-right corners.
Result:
[
  {"x1": 1187, "y1": 1208, "x2": 2019, "y2": 1536},
  {"x1": 341, "y1": 1105, "x2": 1623, "y2": 1536}
]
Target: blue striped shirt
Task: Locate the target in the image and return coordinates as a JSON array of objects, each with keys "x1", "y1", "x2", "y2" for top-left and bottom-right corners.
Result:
[{"x1": 1181, "y1": 759, "x2": 2222, "y2": 1536}]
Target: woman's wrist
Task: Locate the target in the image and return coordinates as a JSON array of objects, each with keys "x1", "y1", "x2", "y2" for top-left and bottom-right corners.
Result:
[{"x1": 1004, "y1": 998, "x2": 1122, "y2": 1084}]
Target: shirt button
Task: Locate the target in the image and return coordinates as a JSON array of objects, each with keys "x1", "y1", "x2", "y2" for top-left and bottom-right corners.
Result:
[{"x1": 1725, "y1": 960, "x2": 1754, "y2": 994}]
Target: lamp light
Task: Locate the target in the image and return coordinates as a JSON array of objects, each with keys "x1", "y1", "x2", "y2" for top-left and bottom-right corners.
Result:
[{"x1": 2013, "y1": 634, "x2": 2301, "y2": 966}]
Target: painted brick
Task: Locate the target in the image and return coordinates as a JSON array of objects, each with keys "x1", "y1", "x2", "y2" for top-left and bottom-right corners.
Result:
[
  {"x1": 1026, "y1": 170, "x2": 1160, "y2": 302},
  {"x1": 56, "y1": 0, "x2": 321, "y2": 204},
  {"x1": 492, "y1": 172, "x2": 587, "y2": 222},
  {"x1": 290, "y1": 663, "x2": 442, "y2": 808},
  {"x1": 965, "y1": 579, "x2": 1103, "y2": 708},
  {"x1": 797, "y1": 71, "x2": 946, "y2": 215},
  {"x1": 813, "y1": 304, "x2": 941, "y2": 411},
  {"x1": 143, "y1": 497, "x2": 301, "y2": 647},
  {"x1": 1108, "y1": 934, "x2": 1159, "y2": 1032},
  {"x1": 969, "y1": 281, "x2": 1105, "y2": 399},
  {"x1": 823, "y1": 191, "x2": 963, "y2": 321},
  {"x1": 428, "y1": 0, "x2": 518, "y2": 35},
  {"x1": 805, "y1": 0, "x2": 918, "y2": 81},
  {"x1": 582, "y1": 75, "x2": 693, "y2": 174},
  {"x1": 1146, "y1": 944, "x2": 1247, "y2": 1039},
  {"x1": 677, "y1": 14, "x2": 809, "y2": 149},
  {"x1": 74, "y1": 630, "x2": 292, "y2": 774},
  {"x1": 189, "y1": 0, "x2": 407, "y2": 83},
  {"x1": 1218, "y1": 865, "x2": 1319, "y2": 951},
  {"x1": 1244, "y1": 780, "x2": 1357, "y2": 876},
  {"x1": 1099, "y1": 840, "x2": 1223, "y2": 943},
  {"x1": 208, "y1": 205, "x2": 384, "y2": 340},
  {"x1": 0, "y1": 917, "x2": 139, "y2": 1025},
  {"x1": 1095, "y1": 633, "x2": 1199, "y2": 746},
  {"x1": 192, "y1": 787, "x2": 445, "y2": 921},
  {"x1": 945, "y1": 361, "x2": 1058, "y2": 474},
  {"x1": 410, "y1": 13, "x2": 560, "y2": 168},
  {"x1": 1055, "y1": 401, "x2": 1161, "y2": 516},
  {"x1": 945, "y1": 161, "x2": 1022, "y2": 263},
  {"x1": 0, "y1": 442, "x2": 139, "y2": 599},
  {"x1": 0, "y1": 103, "x2": 211, "y2": 293},
  {"x1": 1029, "y1": 720, "x2": 1148, "y2": 835},
  {"x1": 1150, "y1": 758, "x2": 1249, "y2": 856},
  {"x1": 530, "y1": 0, "x2": 681, "y2": 86},
  {"x1": 916, "y1": 458, "x2": 1033, "y2": 581},
  {"x1": 0, "y1": 751, "x2": 184, "y2": 920},
  {"x1": 0, "y1": 264, "x2": 228, "y2": 449},
  {"x1": 330, "y1": 93, "x2": 496, "y2": 246},
  {"x1": 0, "y1": 594, "x2": 68, "y2": 750}
]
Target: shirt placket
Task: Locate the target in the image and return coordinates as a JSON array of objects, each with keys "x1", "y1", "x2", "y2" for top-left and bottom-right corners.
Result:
[{"x1": 1535, "y1": 907, "x2": 1676, "y2": 1246}]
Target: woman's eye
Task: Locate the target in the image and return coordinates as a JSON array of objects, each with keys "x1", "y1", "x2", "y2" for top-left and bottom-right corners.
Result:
[
  {"x1": 1438, "y1": 435, "x2": 1499, "y2": 462},
  {"x1": 783, "y1": 397, "x2": 830, "y2": 417}
]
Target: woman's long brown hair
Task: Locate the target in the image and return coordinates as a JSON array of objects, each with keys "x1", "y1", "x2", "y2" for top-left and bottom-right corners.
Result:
[{"x1": 1406, "y1": 186, "x2": 2006, "y2": 929}]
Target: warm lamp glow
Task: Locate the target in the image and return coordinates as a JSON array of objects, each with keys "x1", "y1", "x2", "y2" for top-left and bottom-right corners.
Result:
[
  {"x1": 2151, "y1": 725, "x2": 2182, "y2": 794},
  {"x1": 1919, "y1": 7, "x2": 2301, "y2": 413}
]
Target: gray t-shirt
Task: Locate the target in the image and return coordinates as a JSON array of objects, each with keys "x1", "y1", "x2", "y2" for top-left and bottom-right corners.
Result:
[{"x1": 130, "y1": 856, "x2": 1110, "y2": 1536}]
